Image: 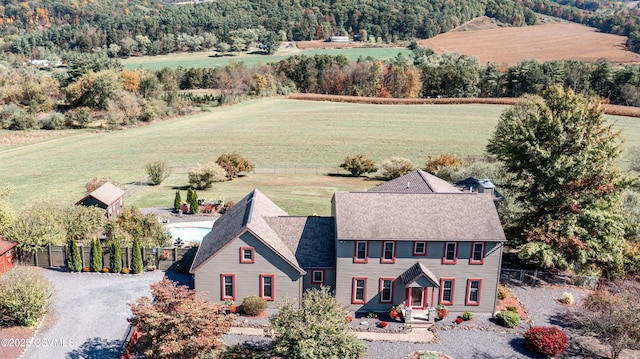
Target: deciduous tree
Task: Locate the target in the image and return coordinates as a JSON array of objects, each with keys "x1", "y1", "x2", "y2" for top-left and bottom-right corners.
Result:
[
  {"x1": 339, "y1": 154, "x2": 377, "y2": 177},
  {"x1": 128, "y1": 278, "x2": 234, "y2": 359},
  {"x1": 487, "y1": 87, "x2": 630, "y2": 277}
]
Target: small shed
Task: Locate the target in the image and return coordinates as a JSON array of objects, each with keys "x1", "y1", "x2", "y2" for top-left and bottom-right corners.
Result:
[
  {"x1": 0, "y1": 238, "x2": 17, "y2": 274},
  {"x1": 76, "y1": 182, "x2": 125, "y2": 221}
]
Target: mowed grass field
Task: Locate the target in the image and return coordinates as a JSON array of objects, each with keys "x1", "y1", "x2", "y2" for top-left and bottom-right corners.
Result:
[
  {"x1": 1, "y1": 98, "x2": 639, "y2": 215},
  {"x1": 122, "y1": 47, "x2": 412, "y2": 70}
]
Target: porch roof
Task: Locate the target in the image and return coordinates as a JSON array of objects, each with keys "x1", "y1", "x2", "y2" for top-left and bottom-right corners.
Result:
[{"x1": 400, "y1": 262, "x2": 440, "y2": 288}]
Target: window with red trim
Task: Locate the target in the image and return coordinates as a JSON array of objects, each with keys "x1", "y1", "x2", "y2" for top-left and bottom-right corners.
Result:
[
  {"x1": 352, "y1": 277, "x2": 368, "y2": 304},
  {"x1": 439, "y1": 278, "x2": 455, "y2": 305},
  {"x1": 381, "y1": 241, "x2": 396, "y2": 263},
  {"x1": 442, "y1": 242, "x2": 458, "y2": 264},
  {"x1": 466, "y1": 279, "x2": 482, "y2": 306},
  {"x1": 412, "y1": 241, "x2": 427, "y2": 256},
  {"x1": 470, "y1": 242, "x2": 485, "y2": 265},
  {"x1": 221, "y1": 274, "x2": 235, "y2": 300},
  {"x1": 260, "y1": 274, "x2": 275, "y2": 301},
  {"x1": 239, "y1": 246, "x2": 255, "y2": 263},
  {"x1": 379, "y1": 278, "x2": 394, "y2": 303},
  {"x1": 353, "y1": 241, "x2": 368, "y2": 263},
  {"x1": 311, "y1": 269, "x2": 324, "y2": 284}
]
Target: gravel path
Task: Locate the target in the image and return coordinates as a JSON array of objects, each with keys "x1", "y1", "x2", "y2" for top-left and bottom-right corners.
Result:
[{"x1": 22, "y1": 268, "x2": 164, "y2": 359}]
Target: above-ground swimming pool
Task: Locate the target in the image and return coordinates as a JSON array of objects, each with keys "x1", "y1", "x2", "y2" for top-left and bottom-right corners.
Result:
[{"x1": 167, "y1": 227, "x2": 211, "y2": 244}]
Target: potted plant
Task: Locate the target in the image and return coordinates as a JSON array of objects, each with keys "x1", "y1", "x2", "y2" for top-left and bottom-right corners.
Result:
[
  {"x1": 389, "y1": 305, "x2": 402, "y2": 321},
  {"x1": 345, "y1": 315, "x2": 353, "y2": 323},
  {"x1": 225, "y1": 300, "x2": 236, "y2": 313},
  {"x1": 436, "y1": 305, "x2": 449, "y2": 320},
  {"x1": 160, "y1": 250, "x2": 169, "y2": 260}
]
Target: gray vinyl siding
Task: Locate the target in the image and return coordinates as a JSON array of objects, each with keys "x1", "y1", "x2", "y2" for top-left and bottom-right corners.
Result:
[
  {"x1": 335, "y1": 240, "x2": 502, "y2": 314},
  {"x1": 303, "y1": 268, "x2": 336, "y2": 293},
  {"x1": 193, "y1": 231, "x2": 303, "y2": 308}
]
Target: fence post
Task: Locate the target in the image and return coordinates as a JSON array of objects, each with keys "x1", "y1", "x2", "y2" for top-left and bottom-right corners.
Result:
[
  {"x1": 519, "y1": 269, "x2": 524, "y2": 282},
  {"x1": 34, "y1": 249, "x2": 39, "y2": 267},
  {"x1": 533, "y1": 269, "x2": 538, "y2": 285}
]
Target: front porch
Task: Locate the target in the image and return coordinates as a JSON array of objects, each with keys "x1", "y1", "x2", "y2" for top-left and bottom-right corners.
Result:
[{"x1": 400, "y1": 262, "x2": 440, "y2": 325}]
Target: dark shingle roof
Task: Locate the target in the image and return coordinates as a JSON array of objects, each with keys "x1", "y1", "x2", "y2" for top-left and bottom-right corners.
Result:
[
  {"x1": 400, "y1": 262, "x2": 440, "y2": 287},
  {"x1": 333, "y1": 192, "x2": 506, "y2": 242},
  {"x1": 454, "y1": 177, "x2": 505, "y2": 202},
  {"x1": 265, "y1": 216, "x2": 335, "y2": 268},
  {"x1": 368, "y1": 170, "x2": 461, "y2": 194},
  {"x1": 190, "y1": 189, "x2": 305, "y2": 274}
]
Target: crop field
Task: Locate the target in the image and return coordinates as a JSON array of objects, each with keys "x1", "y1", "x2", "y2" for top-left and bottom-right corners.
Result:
[
  {"x1": 419, "y1": 22, "x2": 640, "y2": 65},
  {"x1": 122, "y1": 46, "x2": 412, "y2": 70},
  {"x1": 1, "y1": 98, "x2": 638, "y2": 215}
]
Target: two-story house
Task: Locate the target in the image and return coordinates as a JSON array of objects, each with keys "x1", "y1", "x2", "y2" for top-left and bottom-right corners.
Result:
[{"x1": 190, "y1": 170, "x2": 506, "y2": 318}]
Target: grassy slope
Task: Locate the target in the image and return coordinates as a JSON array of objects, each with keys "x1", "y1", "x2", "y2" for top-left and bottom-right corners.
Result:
[
  {"x1": 121, "y1": 47, "x2": 413, "y2": 70},
  {"x1": 1, "y1": 98, "x2": 638, "y2": 215}
]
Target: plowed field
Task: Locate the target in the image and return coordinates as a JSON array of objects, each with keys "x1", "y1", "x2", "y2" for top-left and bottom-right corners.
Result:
[{"x1": 418, "y1": 22, "x2": 640, "y2": 65}]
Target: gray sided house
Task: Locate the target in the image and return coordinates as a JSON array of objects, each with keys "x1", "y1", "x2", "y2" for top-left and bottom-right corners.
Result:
[
  {"x1": 191, "y1": 170, "x2": 506, "y2": 317},
  {"x1": 75, "y1": 182, "x2": 125, "y2": 221}
]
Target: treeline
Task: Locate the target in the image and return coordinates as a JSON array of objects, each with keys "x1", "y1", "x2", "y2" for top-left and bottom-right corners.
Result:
[
  {"x1": 513, "y1": 0, "x2": 640, "y2": 52},
  {"x1": 0, "y1": 0, "x2": 536, "y2": 57},
  {"x1": 2, "y1": 48, "x2": 639, "y2": 133},
  {"x1": 171, "y1": 48, "x2": 640, "y2": 107}
]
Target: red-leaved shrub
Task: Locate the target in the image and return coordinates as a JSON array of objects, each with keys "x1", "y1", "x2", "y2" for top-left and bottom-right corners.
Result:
[{"x1": 523, "y1": 326, "x2": 568, "y2": 356}]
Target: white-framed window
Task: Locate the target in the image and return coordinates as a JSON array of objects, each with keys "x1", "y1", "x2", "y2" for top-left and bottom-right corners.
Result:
[
  {"x1": 470, "y1": 242, "x2": 485, "y2": 264},
  {"x1": 311, "y1": 269, "x2": 324, "y2": 284},
  {"x1": 381, "y1": 241, "x2": 396, "y2": 263},
  {"x1": 466, "y1": 279, "x2": 482, "y2": 306},
  {"x1": 260, "y1": 274, "x2": 275, "y2": 301},
  {"x1": 352, "y1": 277, "x2": 368, "y2": 304},
  {"x1": 221, "y1": 274, "x2": 235, "y2": 300},
  {"x1": 379, "y1": 278, "x2": 394, "y2": 303},
  {"x1": 239, "y1": 246, "x2": 255, "y2": 264},
  {"x1": 440, "y1": 278, "x2": 455, "y2": 305},
  {"x1": 354, "y1": 241, "x2": 368, "y2": 263},
  {"x1": 442, "y1": 242, "x2": 458, "y2": 264},
  {"x1": 413, "y1": 241, "x2": 427, "y2": 256}
]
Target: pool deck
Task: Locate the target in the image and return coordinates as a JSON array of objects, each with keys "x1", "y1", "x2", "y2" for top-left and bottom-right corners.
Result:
[{"x1": 165, "y1": 220, "x2": 216, "y2": 229}]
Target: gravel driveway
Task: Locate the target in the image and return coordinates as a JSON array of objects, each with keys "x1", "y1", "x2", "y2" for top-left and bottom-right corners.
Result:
[{"x1": 22, "y1": 268, "x2": 164, "y2": 359}]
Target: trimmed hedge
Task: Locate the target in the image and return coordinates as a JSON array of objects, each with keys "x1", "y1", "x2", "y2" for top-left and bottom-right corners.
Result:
[{"x1": 241, "y1": 295, "x2": 267, "y2": 316}]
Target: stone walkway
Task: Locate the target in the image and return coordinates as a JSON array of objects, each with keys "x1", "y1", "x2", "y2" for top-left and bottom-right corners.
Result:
[{"x1": 229, "y1": 326, "x2": 435, "y2": 343}]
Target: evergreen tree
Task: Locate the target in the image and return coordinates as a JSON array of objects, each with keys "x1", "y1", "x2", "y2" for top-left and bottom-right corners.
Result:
[
  {"x1": 89, "y1": 238, "x2": 103, "y2": 272},
  {"x1": 67, "y1": 239, "x2": 82, "y2": 272},
  {"x1": 131, "y1": 237, "x2": 143, "y2": 274},
  {"x1": 110, "y1": 241, "x2": 123, "y2": 273},
  {"x1": 487, "y1": 87, "x2": 630, "y2": 278},
  {"x1": 173, "y1": 190, "x2": 181, "y2": 210},
  {"x1": 190, "y1": 189, "x2": 199, "y2": 214}
]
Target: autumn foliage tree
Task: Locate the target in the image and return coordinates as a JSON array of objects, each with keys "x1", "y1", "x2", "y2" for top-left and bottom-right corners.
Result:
[
  {"x1": 128, "y1": 278, "x2": 234, "y2": 359},
  {"x1": 487, "y1": 87, "x2": 630, "y2": 277},
  {"x1": 424, "y1": 153, "x2": 462, "y2": 175},
  {"x1": 339, "y1": 154, "x2": 377, "y2": 177}
]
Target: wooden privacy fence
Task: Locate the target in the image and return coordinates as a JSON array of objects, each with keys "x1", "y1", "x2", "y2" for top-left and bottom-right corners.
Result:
[
  {"x1": 500, "y1": 268, "x2": 599, "y2": 290},
  {"x1": 18, "y1": 245, "x2": 196, "y2": 271}
]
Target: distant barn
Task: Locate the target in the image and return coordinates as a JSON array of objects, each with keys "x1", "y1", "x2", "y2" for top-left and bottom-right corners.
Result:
[{"x1": 76, "y1": 182, "x2": 125, "y2": 221}]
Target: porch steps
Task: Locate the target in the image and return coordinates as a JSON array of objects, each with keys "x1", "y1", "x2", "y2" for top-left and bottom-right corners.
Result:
[{"x1": 407, "y1": 316, "x2": 433, "y2": 329}]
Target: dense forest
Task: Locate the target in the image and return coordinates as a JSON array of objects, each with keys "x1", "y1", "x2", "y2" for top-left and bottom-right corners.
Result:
[{"x1": 0, "y1": 0, "x2": 536, "y2": 58}]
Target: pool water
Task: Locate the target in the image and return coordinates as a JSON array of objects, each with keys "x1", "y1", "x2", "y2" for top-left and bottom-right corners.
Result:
[{"x1": 167, "y1": 227, "x2": 211, "y2": 243}]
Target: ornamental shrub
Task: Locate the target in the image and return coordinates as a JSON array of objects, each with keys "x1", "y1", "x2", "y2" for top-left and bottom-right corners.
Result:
[
  {"x1": 497, "y1": 284, "x2": 507, "y2": 300},
  {"x1": 496, "y1": 310, "x2": 520, "y2": 328},
  {"x1": 121, "y1": 267, "x2": 130, "y2": 274},
  {"x1": 110, "y1": 241, "x2": 123, "y2": 273},
  {"x1": 524, "y1": 326, "x2": 568, "y2": 356},
  {"x1": 241, "y1": 295, "x2": 267, "y2": 316},
  {"x1": 173, "y1": 191, "x2": 181, "y2": 210},
  {"x1": 0, "y1": 267, "x2": 53, "y2": 327},
  {"x1": 340, "y1": 154, "x2": 377, "y2": 177},
  {"x1": 562, "y1": 292, "x2": 574, "y2": 305},
  {"x1": 66, "y1": 239, "x2": 82, "y2": 272},
  {"x1": 506, "y1": 305, "x2": 519, "y2": 313},
  {"x1": 130, "y1": 237, "x2": 143, "y2": 274},
  {"x1": 188, "y1": 163, "x2": 226, "y2": 190},
  {"x1": 89, "y1": 238, "x2": 103, "y2": 272},
  {"x1": 189, "y1": 189, "x2": 199, "y2": 214},
  {"x1": 462, "y1": 311, "x2": 474, "y2": 321},
  {"x1": 144, "y1": 160, "x2": 171, "y2": 185},
  {"x1": 381, "y1": 157, "x2": 415, "y2": 179}
]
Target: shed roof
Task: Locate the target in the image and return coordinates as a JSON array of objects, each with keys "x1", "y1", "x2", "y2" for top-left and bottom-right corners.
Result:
[
  {"x1": 368, "y1": 170, "x2": 461, "y2": 194},
  {"x1": 0, "y1": 238, "x2": 17, "y2": 254},
  {"x1": 333, "y1": 192, "x2": 506, "y2": 242},
  {"x1": 190, "y1": 189, "x2": 306, "y2": 274},
  {"x1": 76, "y1": 182, "x2": 125, "y2": 206}
]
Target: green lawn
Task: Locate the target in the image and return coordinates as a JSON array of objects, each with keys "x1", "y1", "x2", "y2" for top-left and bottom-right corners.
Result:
[
  {"x1": 1, "y1": 98, "x2": 638, "y2": 215},
  {"x1": 122, "y1": 47, "x2": 413, "y2": 70}
]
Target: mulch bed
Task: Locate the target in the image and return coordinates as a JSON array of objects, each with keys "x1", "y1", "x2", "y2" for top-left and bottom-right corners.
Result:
[{"x1": 0, "y1": 325, "x2": 36, "y2": 359}]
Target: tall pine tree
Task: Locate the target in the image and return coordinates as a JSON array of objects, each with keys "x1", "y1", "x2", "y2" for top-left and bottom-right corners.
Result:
[
  {"x1": 67, "y1": 239, "x2": 82, "y2": 272},
  {"x1": 131, "y1": 237, "x2": 143, "y2": 274},
  {"x1": 110, "y1": 241, "x2": 123, "y2": 273},
  {"x1": 173, "y1": 191, "x2": 181, "y2": 211}
]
